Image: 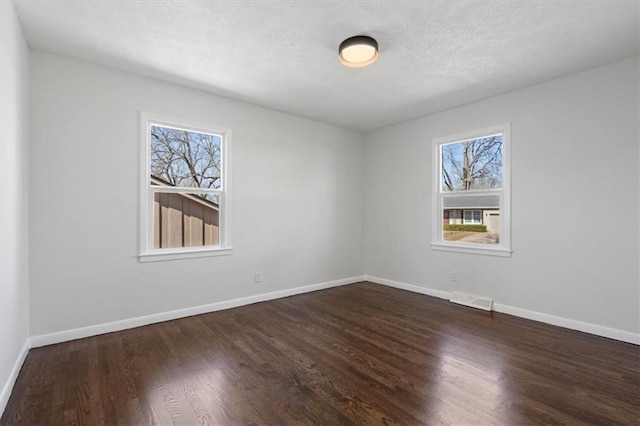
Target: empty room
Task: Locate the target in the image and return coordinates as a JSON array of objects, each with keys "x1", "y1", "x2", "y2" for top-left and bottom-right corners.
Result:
[{"x1": 1, "y1": 1, "x2": 639, "y2": 424}]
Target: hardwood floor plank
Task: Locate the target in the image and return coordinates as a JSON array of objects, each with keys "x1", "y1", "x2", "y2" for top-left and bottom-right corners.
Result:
[
  {"x1": 198, "y1": 313, "x2": 319, "y2": 424},
  {"x1": 2, "y1": 282, "x2": 638, "y2": 425},
  {"x1": 253, "y1": 305, "x2": 425, "y2": 423}
]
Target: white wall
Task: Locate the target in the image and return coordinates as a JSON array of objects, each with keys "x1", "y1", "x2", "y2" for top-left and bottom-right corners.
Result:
[
  {"x1": 364, "y1": 58, "x2": 640, "y2": 337},
  {"x1": 22, "y1": 39, "x2": 640, "y2": 345},
  {"x1": 0, "y1": 0, "x2": 30, "y2": 411},
  {"x1": 29, "y1": 51, "x2": 363, "y2": 336}
]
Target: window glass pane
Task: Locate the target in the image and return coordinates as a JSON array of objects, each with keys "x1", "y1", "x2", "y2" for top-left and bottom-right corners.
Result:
[
  {"x1": 150, "y1": 124, "x2": 221, "y2": 189},
  {"x1": 442, "y1": 195, "x2": 500, "y2": 245},
  {"x1": 153, "y1": 192, "x2": 220, "y2": 249},
  {"x1": 441, "y1": 135, "x2": 502, "y2": 192}
]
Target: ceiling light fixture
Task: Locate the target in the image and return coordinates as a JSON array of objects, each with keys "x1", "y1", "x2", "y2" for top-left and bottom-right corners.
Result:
[{"x1": 338, "y1": 35, "x2": 379, "y2": 68}]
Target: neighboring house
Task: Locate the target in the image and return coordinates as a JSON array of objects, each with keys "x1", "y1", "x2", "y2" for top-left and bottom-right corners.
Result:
[
  {"x1": 443, "y1": 194, "x2": 500, "y2": 232},
  {"x1": 151, "y1": 175, "x2": 219, "y2": 248}
]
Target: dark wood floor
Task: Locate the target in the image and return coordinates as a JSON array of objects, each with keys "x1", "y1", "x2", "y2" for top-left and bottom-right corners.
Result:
[{"x1": 2, "y1": 282, "x2": 639, "y2": 425}]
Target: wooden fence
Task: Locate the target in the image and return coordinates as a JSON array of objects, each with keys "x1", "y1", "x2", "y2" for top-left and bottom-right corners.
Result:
[{"x1": 153, "y1": 192, "x2": 219, "y2": 248}]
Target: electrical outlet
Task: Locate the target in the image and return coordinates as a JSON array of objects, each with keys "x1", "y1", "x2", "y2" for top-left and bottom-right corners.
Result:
[
  {"x1": 254, "y1": 272, "x2": 261, "y2": 283},
  {"x1": 451, "y1": 271, "x2": 458, "y2": 282}
]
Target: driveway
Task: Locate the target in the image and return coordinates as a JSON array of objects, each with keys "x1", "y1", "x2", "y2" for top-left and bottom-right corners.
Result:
[{"x1": 444, "y1": 231, "x2": 499, "y2": 244}]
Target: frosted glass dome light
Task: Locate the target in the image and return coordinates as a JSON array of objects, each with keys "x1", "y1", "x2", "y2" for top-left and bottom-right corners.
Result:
[{"x1": 338, "y1": 36, "x2": 379, "y2": 68}]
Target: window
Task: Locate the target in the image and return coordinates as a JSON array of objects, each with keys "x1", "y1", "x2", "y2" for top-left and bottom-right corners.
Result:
[
  {"x1": 432, "y1": 124, "x2": 511, "y2": 256},
  {"x1": 139, "y1": 113, "x2": 232, "y2": 262},
  {"x1": 463, "y1": 210, "x2": 482, "y2": 224}
]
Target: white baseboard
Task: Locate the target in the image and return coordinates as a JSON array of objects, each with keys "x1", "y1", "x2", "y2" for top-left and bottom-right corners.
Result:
[
  {"x1": 492, "y1": 303, "x2": 640, "y2": 345},
  {"x1": 1, "y1": 338, "x2": 31, "y2": 416},
  {"x1": 364, "y1": 275, "x2": 450, "y2": 300},
  {"x1": 365, "y1": 275, "x2": 639, "y2": 345},
  {"x1": 30, "y1": 275, "x2": 365, "y2": 348}
]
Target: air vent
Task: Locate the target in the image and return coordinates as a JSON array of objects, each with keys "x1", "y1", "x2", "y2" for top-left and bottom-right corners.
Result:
[{"x1": 449, "y1": 292, "x2": 493, "y2": 311}]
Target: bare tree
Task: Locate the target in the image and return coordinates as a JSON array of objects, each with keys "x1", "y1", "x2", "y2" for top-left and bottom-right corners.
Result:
[
  {"x1": 442, "y1": 136, "x2": 502, "y2": 191},
  {"x1": 150, "y1": 125, "x2": 221, "y2": 190}
]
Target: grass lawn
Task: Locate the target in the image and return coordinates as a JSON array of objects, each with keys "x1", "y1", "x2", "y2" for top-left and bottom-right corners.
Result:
[
  {"x1": 443, "y1": 231, "x2": 478, "y2": 241},
  {"x1": 443, "y1": 230, "x2": 500, "y2": 244}
]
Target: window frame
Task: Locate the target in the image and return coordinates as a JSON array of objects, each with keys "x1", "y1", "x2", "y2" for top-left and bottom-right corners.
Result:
[
  {"x1": 431, "y1": 123, "x2": 511, "y2": 257},
  {"x1": 138, "y1": 112, "x2": 232, "y2": 262}
]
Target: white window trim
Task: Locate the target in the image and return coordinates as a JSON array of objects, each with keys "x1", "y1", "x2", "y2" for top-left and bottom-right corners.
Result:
[
  {"x1": 138, "y1": 112, "x2": 233, "y2": 262},
  {"x1": 431, "y1": 123, "x2": 512, "y2": 257}
]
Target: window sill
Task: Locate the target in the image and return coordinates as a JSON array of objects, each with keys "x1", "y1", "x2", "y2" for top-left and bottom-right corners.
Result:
[
  {"x1": 139, "y1": 246, "x2": 233, "y2": 262},
  {"x1": 431, "y1": 242, "x2": 512, "y2": 257}
]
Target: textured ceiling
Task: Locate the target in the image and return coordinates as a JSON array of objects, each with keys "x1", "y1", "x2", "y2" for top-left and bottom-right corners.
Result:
[{"x1": 13, "y1": 1, "x2": 640, "y2": 131}]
